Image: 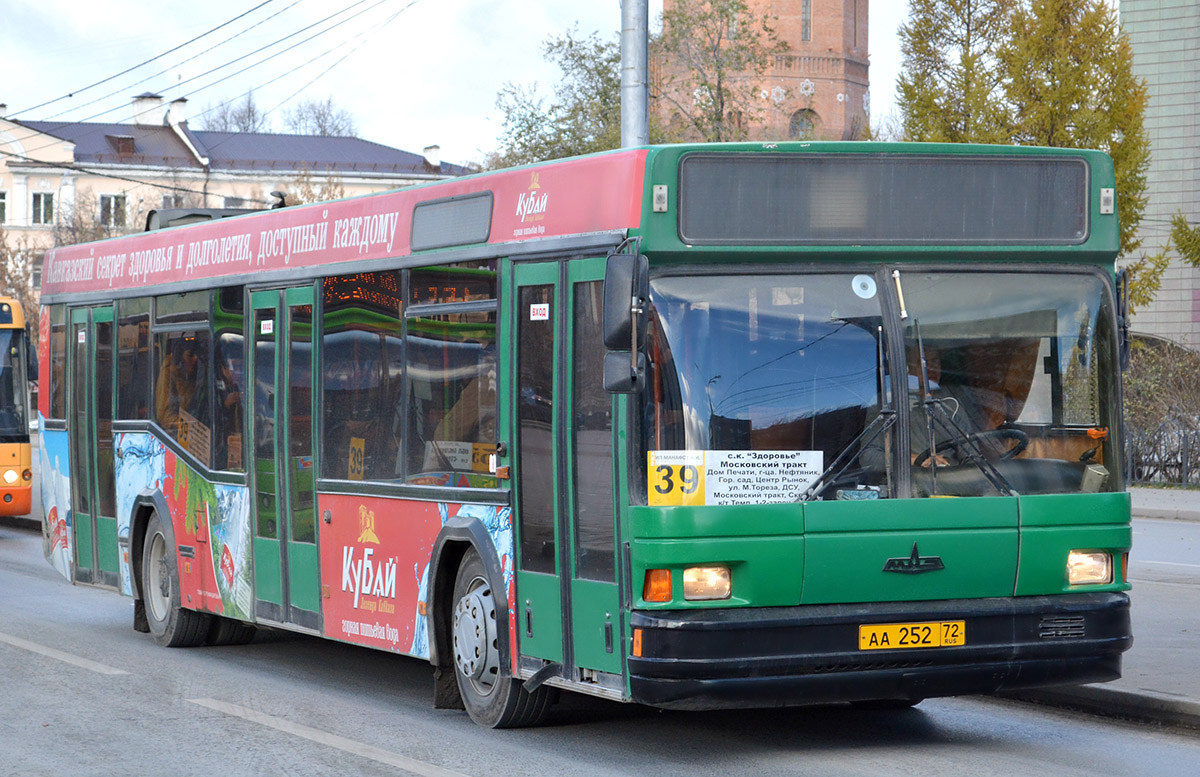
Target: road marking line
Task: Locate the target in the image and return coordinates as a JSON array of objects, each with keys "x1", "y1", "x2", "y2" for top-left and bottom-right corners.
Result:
[
  {"x1": 1136, "y1": 560, "x2": 1200, "y2": 570},
  {"x1": 188, "y1": 698, "x2": 470, "y2": 777},
  {"x1": 1129, "y1": 577, "x2": 1198, "y2": 589},
  {"x1": 0, "y1": 631, "x2": 129, "y2": 675}
]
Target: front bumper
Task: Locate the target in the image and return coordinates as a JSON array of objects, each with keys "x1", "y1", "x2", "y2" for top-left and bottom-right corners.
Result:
[{"x1": 629, "y1": 592, "x2": 1131, "y2": 710}]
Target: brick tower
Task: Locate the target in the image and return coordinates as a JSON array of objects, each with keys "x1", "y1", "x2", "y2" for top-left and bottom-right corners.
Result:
[{"x1": 656, "y1": 0, "x2": 870, "y2": 141}]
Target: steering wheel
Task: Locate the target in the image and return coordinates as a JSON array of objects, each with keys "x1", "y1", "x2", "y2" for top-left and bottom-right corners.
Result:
[{"x1": 913, "y1": 427, "x2": 1029, "y2": 467}]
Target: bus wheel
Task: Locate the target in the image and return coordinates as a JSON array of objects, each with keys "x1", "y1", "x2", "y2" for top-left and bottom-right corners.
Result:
[
  {"x1": 451, "y1": 549, "x2": 552, "y2": 728},
  {"x1": 141, "y1": 513, "x2": 211, "y2": 648},
  {"x1": 206, "y1": 616, "x2": 257, "y2": 646}
]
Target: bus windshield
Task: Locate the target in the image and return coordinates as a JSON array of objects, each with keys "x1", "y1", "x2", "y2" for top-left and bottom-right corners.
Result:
[
  {"x1": 641, "y1": 269, "x2": 1121, "y2": 501},
  {"x1": 0, "y1": 329, "x2": 28, "y2": 438},
  {"x1": 642, "y1": 272, "x2": 888, "y2": 496}
]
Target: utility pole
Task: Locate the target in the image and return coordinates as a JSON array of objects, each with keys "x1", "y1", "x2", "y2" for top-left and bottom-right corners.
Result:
[{"x1": 621, "y1": 0, "x2": 649, "y2": 147}]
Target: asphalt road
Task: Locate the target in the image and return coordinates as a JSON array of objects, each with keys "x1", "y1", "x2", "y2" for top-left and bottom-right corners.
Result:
[{"x1": 2, "y1": 523, "x2": 1200, "y2": 777}]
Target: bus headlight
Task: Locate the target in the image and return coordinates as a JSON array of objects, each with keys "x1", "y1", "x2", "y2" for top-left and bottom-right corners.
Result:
[
  {"x1": 2, "y1": 469, "x2": 17, "y2": 484},
  {"x1": 683, "y1": 565, "x2": 731, "y2": 600},
  {"x1": 1068, "y1": 551, "x2": 1113, "y2": 585}
]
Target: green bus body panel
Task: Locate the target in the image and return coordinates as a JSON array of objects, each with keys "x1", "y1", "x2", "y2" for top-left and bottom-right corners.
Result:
[
  {"x1": 254, "y1": 537, "x2": 282, "y2": 605},
  {"x1": 570, "y1": 579, "x2": 621, "y2": 674},
  {"x1": 75, "y1": 513, "x2": 93, "y2": 570},
  {"x1": 97, "y1": 516, "x2": 119, "y2": 574},
  {"x1": 802, "y1": 498, "x2": 1019, "y2": 605},
  {"x1": 1015, "y1": 492, "x2": 1132, "y2": 596},
  {"x1": 634, "y1": 143, "x2": 1121, "y2": 265},
  {"x1": 287, "y1": 542, "x2": 320, "y2": 613},
  {"x1": 1017, "y1": 491, "x2": 1131, "y2": 527},
  {"x1": 631, "y1": 503, "x2": 804, "y2": 539},
  {"x1": 516, "y1": 571, "x2": 563, "y2": 662},
  {"x1": 632, "y1": 535, "x2": 805, "y2": 608}
]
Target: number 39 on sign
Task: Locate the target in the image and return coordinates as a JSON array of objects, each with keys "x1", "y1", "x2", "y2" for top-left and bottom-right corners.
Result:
[{"x1": 647, "y1": 451, "x2": 705, "y2": 506}]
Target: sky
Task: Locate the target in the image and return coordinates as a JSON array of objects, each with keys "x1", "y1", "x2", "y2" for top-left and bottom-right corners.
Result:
[{"x1": 0, "y1": 0, "x2": 910, "y2": 168}]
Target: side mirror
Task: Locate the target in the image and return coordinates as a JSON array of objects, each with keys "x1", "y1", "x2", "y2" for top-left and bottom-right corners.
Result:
[
  {"x1": 603, "y1": 252, "x2": 648, "y2": 351},
  {"x1": 603, "y1": 351, "x2": 646, "y2": 394},
  {"x1": 1116, "y1": 268, "x2": 1130, "y2": 371}
]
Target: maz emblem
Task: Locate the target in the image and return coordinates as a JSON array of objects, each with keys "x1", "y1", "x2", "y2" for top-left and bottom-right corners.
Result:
[{"x1": 883, "y1": 542, "x2": 945, "y2": 574}]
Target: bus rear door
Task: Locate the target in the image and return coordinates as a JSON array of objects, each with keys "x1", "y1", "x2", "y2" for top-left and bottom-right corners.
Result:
[
  {"x1": 249, "y1": 287, "x2": 320, "y2": 630},
  {"x1": 510, "y1": 259, "x2": 622, "y2": 688},
  {"x1": 68, "y1": 305, "x2": 119, "y2": 587}
]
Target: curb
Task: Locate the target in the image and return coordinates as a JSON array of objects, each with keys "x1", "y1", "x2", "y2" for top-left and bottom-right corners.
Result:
[
  {"x1": 1004, "y1": 685, "x2": 1200, "y2": 731},
  {"x1": 1131, "y1": 507, "x2": 1200, "y2": 522}
]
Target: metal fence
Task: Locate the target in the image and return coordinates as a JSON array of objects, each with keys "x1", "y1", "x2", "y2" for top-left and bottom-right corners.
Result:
[{"x1": 1126, "y1": 419, "x2": 1200, "y2": 486}]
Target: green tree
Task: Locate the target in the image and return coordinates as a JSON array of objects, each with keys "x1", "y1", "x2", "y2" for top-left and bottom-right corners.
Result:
[
  {"x1": 1170, "y1": 213, "x2": 1200, "y2": 268},
  {"x1": 897, "y1": 0, "x2": 1154, "y2": 303},
  {"x1": 1001, "y1": 0, "x2": 1150, "y2": 260},
  {"x1": 897, "y1": 0, "x2": 1015, "y2": 144},
  {"x1": 488, "y1": 29, "x2": 634, "y2": 168},
  {"x1": 654, "y1": 0, "x2": 787, "y2": 142}
]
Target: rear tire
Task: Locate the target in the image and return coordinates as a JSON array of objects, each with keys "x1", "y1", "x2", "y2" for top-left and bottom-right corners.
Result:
[
  {"x1": 451, "y1": 549, "x2": 553, "y2": 728},
  {"x1": 206, "y1": 616, "x2": 257, "y2": 646},
  {"x1": 141, "y1": 513, "x2": 211, "y2": 647}
]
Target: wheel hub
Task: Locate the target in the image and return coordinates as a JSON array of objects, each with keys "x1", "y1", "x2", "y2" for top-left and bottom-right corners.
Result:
[{"x1": 452, "y1": 580, "x2": 499, "y2": 693}]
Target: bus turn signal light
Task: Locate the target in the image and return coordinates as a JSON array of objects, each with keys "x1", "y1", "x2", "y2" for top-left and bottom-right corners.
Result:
[{"x1": 643, "y1": 569, "x2": 672, "y2": 602}]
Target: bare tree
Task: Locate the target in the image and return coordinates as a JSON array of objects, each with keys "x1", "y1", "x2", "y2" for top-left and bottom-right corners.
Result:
[
  {"x1": 201, "y1": 91, "x2": 272, "y2": 133},
  {"x1": 281, "y1": 164, "x2": 346, "y2": 205},
  {"x1": 284, "y1": 96, "x2": 358, "y2": 137},
  {"x1": 0, "y1": 226, "x2": 41, "y2": 338}
]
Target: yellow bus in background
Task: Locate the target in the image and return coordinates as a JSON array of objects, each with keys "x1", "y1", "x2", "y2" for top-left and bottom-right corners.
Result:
[{"x1": 0, "y1": 297, "x2": 34, "y2": 516}]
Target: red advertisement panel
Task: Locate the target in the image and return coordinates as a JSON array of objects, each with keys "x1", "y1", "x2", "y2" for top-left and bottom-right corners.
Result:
[
  {"x1": 40, "y1": 150, "x2": 648, "y2": 298},
  {"x1": 319, "y1": 493, "x2": 444, "y2": 654}
]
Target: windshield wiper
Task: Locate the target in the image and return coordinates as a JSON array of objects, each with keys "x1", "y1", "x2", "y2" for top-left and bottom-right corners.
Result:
[
  {"x1": 914, "y1": 322, "x2": 1017, "y2": 497},
  {"x1": 801, "y1": 327, "x2": 894, "y2": 502}
]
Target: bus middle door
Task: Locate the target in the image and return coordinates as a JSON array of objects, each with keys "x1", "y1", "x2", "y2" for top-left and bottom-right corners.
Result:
[
  {"x1": 249, "y1": 287, "x2": 320, "y2": 630},
  {"x1": 67, "y1": 305, "x2": 119, "y2": 588},
  {"x1": 511, "y1": 259, "x2": 622, "y2": 689}
]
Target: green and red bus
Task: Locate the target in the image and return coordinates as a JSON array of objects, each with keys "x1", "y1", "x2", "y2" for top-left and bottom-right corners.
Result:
[{"x1": 37, "y1": 142, "x2": 1132, "y2": 727}]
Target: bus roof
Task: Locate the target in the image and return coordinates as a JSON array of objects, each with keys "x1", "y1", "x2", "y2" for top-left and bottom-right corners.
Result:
[
  {"x1": 39, "y1": 142, "x2": 1119, "y2": 302},
  {"x1": 40, "y1": 149, "x2": 649, "y2": 301},
  {"x1": 0, "y1": 298, "x2": 27, "y2": 328}
]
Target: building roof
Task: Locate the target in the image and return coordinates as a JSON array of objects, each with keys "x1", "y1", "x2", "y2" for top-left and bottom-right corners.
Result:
[{"x1": 14, "y1": 119, "x2": 469, "y2": 177}]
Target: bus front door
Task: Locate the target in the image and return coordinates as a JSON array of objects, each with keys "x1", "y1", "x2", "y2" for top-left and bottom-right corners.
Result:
[
  {"x1": 511, "y1": 259, "x2": 623, "y2": 688},
  {"x1": 249, "y1": 287, "x2": 320, "y2": 631},
  {"x1": 67, "y1": 306, "x2": 119, "y2": 587}
]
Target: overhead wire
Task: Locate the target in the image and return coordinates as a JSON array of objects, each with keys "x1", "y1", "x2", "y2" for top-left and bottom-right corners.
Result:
[
  {"x1": 6, "y1": 0, "x2": 278, "y2": 119},
  {"x1": 2, "y1": 0, "x2": 426, "y2": 208},
  {"x1": 35, "y1": 0, "x2": 308, "y2": 124},
  {"x1": 220, "y1": 0, "x2": 422, "y2": 145},
  {"x1": 14, "y1": 0, "x2": 379, "y2": 158}
]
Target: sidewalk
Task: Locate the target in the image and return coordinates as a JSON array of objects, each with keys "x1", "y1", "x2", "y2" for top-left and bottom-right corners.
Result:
[{"x1": 1008, "y1": 486, "x2": 1200, "y2": 731}]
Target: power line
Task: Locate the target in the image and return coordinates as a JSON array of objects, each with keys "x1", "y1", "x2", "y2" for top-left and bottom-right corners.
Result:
[
  {"x1": 12, "y1": 0, "x2": 390, "y2": 162},
  {"x1": 37, "y1": 0, "x2": 307, "y2": 124},
  {"x1": 7, "y1": 1, "x2": 278, "y2": 119},
  {"x1": 236, "y1": 0, "x2": 421, "y2": 139}
]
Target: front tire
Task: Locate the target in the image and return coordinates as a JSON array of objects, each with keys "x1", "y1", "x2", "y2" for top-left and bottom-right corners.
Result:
[
  {"x1": 141, "y1": 513, "x2": 211, "y2": 647},
  {"x1": 450, "y1": 549, "x2": 553, "y2": 728}
]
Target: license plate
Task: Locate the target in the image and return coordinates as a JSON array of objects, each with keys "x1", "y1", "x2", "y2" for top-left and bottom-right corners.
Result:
[{"x1": 858, "y1": 621, "x2": 966, "y2": 651}]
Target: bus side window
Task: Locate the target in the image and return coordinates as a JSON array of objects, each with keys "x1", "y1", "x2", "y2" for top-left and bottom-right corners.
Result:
[
  {"x1": 116, "y1": 298, "x2": 151, "y2": 422},
  {"x1": 49, "y1": 305, "x2": 66, "y2": 420},
  {"x1": 320, "y1": 271, "x2": 403, "y2": 481}
]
